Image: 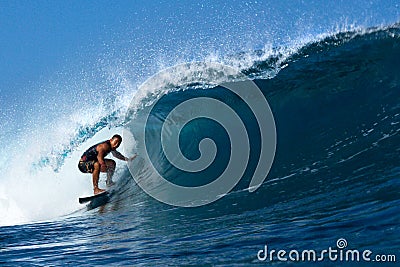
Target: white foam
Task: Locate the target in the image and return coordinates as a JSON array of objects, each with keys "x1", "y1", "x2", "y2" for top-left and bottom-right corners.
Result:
[{"x1": 0, "y1": 125, "x2": 130, "y2": 227}]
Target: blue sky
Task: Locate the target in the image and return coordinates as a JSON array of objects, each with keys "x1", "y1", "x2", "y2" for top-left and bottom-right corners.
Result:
[{"x1": 0, "y1": 0, "x2": 399, "y2": 135}]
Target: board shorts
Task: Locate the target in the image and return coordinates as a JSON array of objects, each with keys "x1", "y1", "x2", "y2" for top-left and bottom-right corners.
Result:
[{"x1": 78, "y1": 159, "x2": 96, "y2": 173}]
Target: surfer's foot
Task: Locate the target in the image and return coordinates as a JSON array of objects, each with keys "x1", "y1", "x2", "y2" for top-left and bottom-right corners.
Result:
[
  {"x1": 94, "y1": 187, "x2": 106, "y2": 195},
  {"x1": 106, "y1": 180, "x2": 115, "y2": 187}
]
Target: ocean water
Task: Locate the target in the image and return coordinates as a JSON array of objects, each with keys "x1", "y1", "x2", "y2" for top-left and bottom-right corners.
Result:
[{"x1": 1, "y1": 23, "x2": 399, "y2": 265}]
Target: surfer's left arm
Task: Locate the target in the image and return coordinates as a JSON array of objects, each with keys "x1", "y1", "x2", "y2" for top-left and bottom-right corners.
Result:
[{"x1": 111, "y1": 150, "x2": 137, "y2": 161}]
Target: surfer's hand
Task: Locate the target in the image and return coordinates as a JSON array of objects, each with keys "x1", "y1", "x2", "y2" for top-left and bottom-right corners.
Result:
[{"x1": 128, "y1": 154, "x2": 137, "y2": 161}]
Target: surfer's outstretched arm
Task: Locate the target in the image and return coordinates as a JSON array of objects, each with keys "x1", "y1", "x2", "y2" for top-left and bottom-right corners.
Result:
[{"x1": 111, "y1": 150, "x2": 137, "y2": 161}]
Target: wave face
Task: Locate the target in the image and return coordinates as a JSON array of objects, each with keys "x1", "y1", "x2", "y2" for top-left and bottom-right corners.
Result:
[
  {"x1": 1, "y1": 25, "x2": 399, "y2": 265},
  {"x1": 122, "y1": 24, "x2": 400, "y2": 206}
]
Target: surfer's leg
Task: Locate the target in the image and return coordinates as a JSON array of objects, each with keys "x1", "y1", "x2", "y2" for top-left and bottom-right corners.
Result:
[
  {"x1": 92, "y1": 162, "x2": 106, "y2": 194},
  {"x1": 104, "y1": 159, "x2": 116, "y2": 186}
]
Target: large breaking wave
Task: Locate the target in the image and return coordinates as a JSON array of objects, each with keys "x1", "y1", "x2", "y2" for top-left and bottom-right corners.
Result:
[{"x1": 0, "y1": 23, "x2": 399, "y2": 227}]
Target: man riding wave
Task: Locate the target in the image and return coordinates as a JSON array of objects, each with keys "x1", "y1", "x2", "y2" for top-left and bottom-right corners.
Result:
[{"x1": 78, "y1": 134, "x2": 136, "y2": 195}]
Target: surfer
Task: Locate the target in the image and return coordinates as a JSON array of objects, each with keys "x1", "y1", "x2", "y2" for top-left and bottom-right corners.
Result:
[{"x1": 78, "y1": 134, "x2": 136, "y2": 195}]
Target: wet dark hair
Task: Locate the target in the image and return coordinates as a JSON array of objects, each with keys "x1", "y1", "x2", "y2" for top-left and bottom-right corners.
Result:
[{"x1": 112, "y1": 134, "x2": 122, "y2": 142}]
